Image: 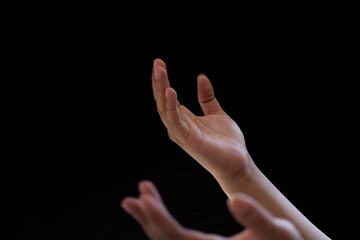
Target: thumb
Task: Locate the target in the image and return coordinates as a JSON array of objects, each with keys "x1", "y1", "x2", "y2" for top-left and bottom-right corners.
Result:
[
  {"x1": 197, "y1": 74, "x2": 224, "y2": 115},
  {"x1": 227, "y1": 194, "x2": 275, "y2": 237}
]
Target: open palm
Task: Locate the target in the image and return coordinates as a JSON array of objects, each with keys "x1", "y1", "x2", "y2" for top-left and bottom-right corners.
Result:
[{"x1": 152, "y1": 59, "x2": 252, "y2": 194}]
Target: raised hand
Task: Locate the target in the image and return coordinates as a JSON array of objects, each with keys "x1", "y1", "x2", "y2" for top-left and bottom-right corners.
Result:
[
  {"x1": 152, "y1": 59, "x2": 254, "y2": 195},
  {"x1": 150, "y1": 59, "x2": 330, "y2": 240},
  {"x1": 121, "y1": 180, "x2": 302, "y2": 240}
]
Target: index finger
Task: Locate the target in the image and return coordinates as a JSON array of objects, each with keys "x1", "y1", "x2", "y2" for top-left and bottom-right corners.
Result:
[{"x1": 152, "y1": 59, "x2": 169, "y2": 111}]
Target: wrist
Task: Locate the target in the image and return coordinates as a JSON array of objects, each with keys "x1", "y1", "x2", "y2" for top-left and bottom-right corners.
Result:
[{"x1": 218, "y1": 155, "x2": 263, "y2": 197}]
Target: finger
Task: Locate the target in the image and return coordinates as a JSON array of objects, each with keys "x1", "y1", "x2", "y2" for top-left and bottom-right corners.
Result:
[
  {"x1": 165, "y1": 88, "x2": 189, "y2": 140},
  {"x1": 152, "y1": 59, "x2": 167, "y2": 100},
  {"x1": 228, "y1": 229, "x2": 252, "y2": 240},
  {"x1": 153, "y1": 59, "x2": 170, "y2": 118},
  {"x1": 154, "y1": 58, "x2": 167, "y2": 70},
  {"x1": 138, "y1": 180, "x2": 163, "y2": 203},
  {"x1": 165, "y1": 88, "x2": 180, "y2": 125},
  {"x1": 227, "y1": 194, "x2": 275, "y2": 238},
  {"x1": 143, "y1": 196, "x2": 225, "y2": 240},
  {"x1": 183, "y1": 229, "x2": 226, "y2": 240},
  {"x1": 152, "y1": 71, "x2": 157, "y2": 100},
  {"x1": 142, "y1": 195, "x2": 185, "y2": 239},
  {"x1": 197, "y1": 74, "x2": 225, "y2": 115},
  {"x1": 121, "y1": 197, "x2": 151, "y2": 227}
]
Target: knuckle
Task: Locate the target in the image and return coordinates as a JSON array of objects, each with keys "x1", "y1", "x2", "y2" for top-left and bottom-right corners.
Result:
[
  {"x1": 157, "y1": 108, "x2": 166, "y2": 121},
  {"x1": 168, "y1": 131, "x2": 175, "y2": 141},
  {"x1": 167, "y1": 131, "x2": 178, "y2": 143}
]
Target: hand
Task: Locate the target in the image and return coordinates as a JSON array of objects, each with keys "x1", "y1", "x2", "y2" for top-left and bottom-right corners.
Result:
[
  {"x1": 152, "y1": 59, "x2": 255, "y2": 195},
  {"x1": 121, "y1": 180, "x2": 302, "y2": 240}
]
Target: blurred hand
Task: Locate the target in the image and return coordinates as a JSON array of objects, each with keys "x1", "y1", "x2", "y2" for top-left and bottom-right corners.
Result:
[
  {"x1": 152, "y1": 59, "x2": 255, "y2": 195},
  {"x1": 122, "y1": 180, "x2": 302, "y2": 240}
]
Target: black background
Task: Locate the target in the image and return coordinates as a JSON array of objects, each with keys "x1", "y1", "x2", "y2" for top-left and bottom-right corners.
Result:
[{"x1": 1, "y1": 6, "x2": 356, "y2": 240}]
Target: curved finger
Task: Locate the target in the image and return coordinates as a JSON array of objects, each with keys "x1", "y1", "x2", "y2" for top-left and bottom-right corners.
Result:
[
  {"x1": 154, "y1": 58, "x2": 167, "y2": 70},
  {"x1": 142, "y1": 195, "x2": 185, "y2": 239},
  {"x1": 197, "y1": 74, "x2": 225, "y2": 116},
  {"x1": 164, "y1": 88, "x2": 189, "y2": 140},
  {"x1": 142, "y1": 195, "x2": 225, "y2": 240},
  {"x1": 165, "y1": 88, "x2": 181, "y2": 125},
  {"x1": 183, "y1": 229, "x2": 226, "y2": 240},
  {"x1": 153, "y1": 59, "x2": 170, "y2": 118},
  {"x1": 138, "y1": 180, "x2": 163, "y2": 203},
  {"x1": 152, "y1": 59, "x2": 167, "y2": 100},
  {"x1": 121, "y1": 197, "x2": 151, "y2": 227},
  {"x1": 227, "y1": 194, "x2": 275, "y2": 238}
]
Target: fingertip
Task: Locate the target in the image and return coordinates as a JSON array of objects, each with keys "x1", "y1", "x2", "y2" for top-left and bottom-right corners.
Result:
[
  {"x1": 121, "y1": 196, "x2": 133, "y2": 206},
  {"x1": 228, "y1": 193, "x2": 277, "y2": 236},
  {"x1": 165, "y1": 87, "x2": 176, "y2": 98},
  {"x1": 197, "y1": 73, "x2": 207, "y2": 79},
  {"x1": 153, "y1": 60, "x2": 168, "y2": 83},
  {"x1": 138, "y1": 180, "x2": 164, "y2": 203},
  {"x1": 154, "y1": 58, "x2": 166, "y2": 69},
  {"x1": 120, "y1": 197, "x2": 128, "y2": 209},
  {"x1": 165, "y1": 88, "x2": 171, "y2": 99},
  {"x1": 197, "y1": 74, "x2": 210, "y2": 87},
  {"x1": 121, "y1": 197, "x2": 138, "y2": 215},
  {"x1": 197, "y1": 72, "x2": 211, "y2": 86},
  {"x1": 138, "y1": 180, "x2": 155, "y2": 193},
  {"x1": 139, "y1": 179, "x2": 152, "y2": 188},
  {"x1": 196, "y1": 73, "x2": 224, "y2": 116},
  {"x1": 227, "y1": 193, "x2": 252, "y2": 217},
  {"x1": 165, "y1": 88, "x2": 178, "y2": 110}
]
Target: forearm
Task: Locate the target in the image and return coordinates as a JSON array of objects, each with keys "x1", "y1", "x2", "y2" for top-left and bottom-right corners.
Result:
[
  {"x1": 152, "y1": 59, "x2": 330, "y2": 239},
  {"x1": 226, "y1": 161, "x2": 330, "y2": 240}
]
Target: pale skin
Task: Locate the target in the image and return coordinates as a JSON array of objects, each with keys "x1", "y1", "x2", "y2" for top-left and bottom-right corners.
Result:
[
  {"x1": 122, "y1": 180, "x2": 302, "y2": 240},
  {"x1": 121, "y1": 59, "x2": 330, "y2": 240}
]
